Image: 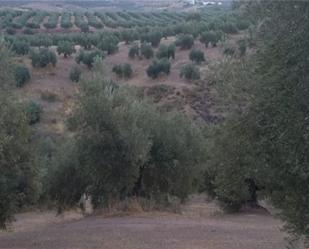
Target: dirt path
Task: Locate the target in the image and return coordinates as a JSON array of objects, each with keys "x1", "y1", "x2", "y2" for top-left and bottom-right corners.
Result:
[{"x1": 0, "y1": 209, "x2": 286, "y2": 249}]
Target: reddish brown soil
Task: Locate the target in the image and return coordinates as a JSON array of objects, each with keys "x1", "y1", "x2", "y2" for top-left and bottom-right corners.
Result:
[
  {"x1": 0, "y1": 206, "x2": 286, "y2": 249},
  {"x1": 16, "y1": 48, "x2": 78, "y2": 135},
  {"x1": 16, "y1": 35, "x2": 238, "y2": 134},
  {"x1": 105, "y1": 37, "x2": 223, "y2": 90}
]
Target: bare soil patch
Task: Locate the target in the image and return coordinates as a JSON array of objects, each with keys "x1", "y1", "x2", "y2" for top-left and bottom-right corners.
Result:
[
  {"x1": 0, "y1": 202, "x2": 286, "y2": 249},
  {"x1": 17, "y1": 50, "x2": 77, "y2": 135}
]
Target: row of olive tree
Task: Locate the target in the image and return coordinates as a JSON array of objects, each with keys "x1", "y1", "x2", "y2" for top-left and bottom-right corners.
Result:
[{"x1": 47, "y1": 59, "x2": 206, "y2": 209}]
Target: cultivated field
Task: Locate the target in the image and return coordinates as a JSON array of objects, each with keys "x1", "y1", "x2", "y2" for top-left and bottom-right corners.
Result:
[{"x1": 1, "y1": 5, "x2": 293, "y2": 249}]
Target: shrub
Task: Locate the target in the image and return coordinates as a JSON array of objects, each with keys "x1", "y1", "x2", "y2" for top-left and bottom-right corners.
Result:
[
  {"x1": 223, "y1": 47, "x2": 236, "y2": 56},
  {"x1": 147, "y1": 58, "x2": 171, "y2": 79},
  {"x1": 221, "y1": 23, "x2": 238, "y2": 34},
  {"x1": 70, "y1": 65, "x2": 82, "y2": 82},
  {"x1": 30, "y1": 48, "x2": 57, "y2": 68},
  {"x1": 175, "y1": 34, "x2": 194, "y2": 50},
  {"x1": 236, "y1": 20, "x2": 250, "y2": 30},
  {"x1": 140, "y1": 43, "x2": 154, "y2": 59},
  {"x1": 25, "y1": 101, "x2": 42, "y2": 125},
  {"x1": 6, "y1": 28, "x2": 16, "y2": 35},
  {"x1": 79, "y1": 22, "x2": 90, "y2": 33},
  {"x1": 11, "y1": 40, "x2": 30, "y2": 55},
  {"x1": 167, "y1": 43, "x2": 176, "y2": 59},
  {"x1": 128, "y1": 43, "x2": 139, "y2": 59},
  {"x1": 148, "y1": 31, "x2": 162, "y2": 47},
  {"x1": 86, "y1": 12, "x2": 103, "y2": 29},
  {"x1": 189, "y1": 48, "x2": 205, "y2": 64},
  {"x1": 180, "y1": 64, "x2": 200, "y2": 80},
  {"x1": 60, "y1": 12, "x2": 72, "y2": 29},
  {"x1": 44, "y1": 13, "x2": 59, "y2": 29},
  {"x1": 156, "y1": 44, "x2": 169, "y2": 59},
  {"x1": 122, "y1": 63, "x2": 133, "y2": 78},
  {"x1": 75, "y1": 50, "x2": 104, "y2": 68},
  {"x1": 97, "y1": 35, "x2": 119, "y2": 55},
  {"x1": 23, "y1": 28, "x2": 37, "y2": 35},
  {"x1": 121, "y1": 29, "x2": 136, "y2": 44},
  {"x1": 14, "y1": 65, "x2": 31, "y2": 87},
  {"x1": 57, "y1": 41, "x2": 76, "y2": 58},
  {"x1": 237, "y1": 39, "x2": 247, "y2": 57},
  {"x1": 200, "y1": 31, "x2": 221, "y2": 48},
  {"x1": 112, "y1": 63, "x2": 133, "y2": 78}
]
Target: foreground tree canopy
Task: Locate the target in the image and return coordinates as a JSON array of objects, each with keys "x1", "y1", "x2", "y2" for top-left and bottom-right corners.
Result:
[
  {"x1": 0, "y1": 42, "x2": 37, "y2": 228},
  {"x1": 48, "y1": 59, "x2": 206, "y2": 209},
  {"x1": 207, "y1": 1, "x2": 309, "y2": 238}
]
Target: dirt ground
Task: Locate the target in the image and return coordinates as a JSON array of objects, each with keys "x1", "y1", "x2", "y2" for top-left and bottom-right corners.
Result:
[
  {"x1": 14, "y1": 33, "x2": 243, "y2": 135},
  {"x1": 105, "y1": 37, "x2": 223, "y2": 89},
  {"x1": 0, "y1": 201, "x2": 287, "y2": 249}
]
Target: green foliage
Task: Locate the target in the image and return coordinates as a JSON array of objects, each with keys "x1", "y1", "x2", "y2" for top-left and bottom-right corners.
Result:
[
  {"x1": 237, "y1": 39, "x2": 247, "y2": 57},
  {"x1": 175, "y1": 34, "x2": 194, "y2": 49},
  {"x1": 14, "y1": 65, "x2": 31, "y2": 88},
  {"x1": 140, "y1": 43, "x2": 154, "y2": 59},
  {"x1": 50, "y1": 67, "x2": 205, "y2": 207},
  {"x1": 189, "y1": 48, "x2": 205, "y2": 64},
  {"x1": 74, "y1": 12, "x2": 89, "y2": 33},
  {"x1": 40, "y1": 91, "x2": 57, "y2": 102},
  {"x1": 167, "y1": 43, "x2": 176, "y2": 59},
  {"x1": 156, "y1": 43, "x2": 176, "y2": 60},
  {"x1": 6, "y1": 28, "x2": 16, "y2": 35},
  {"x1": 186, "y1": 12, "x2": 202, "y2": 22},
  {"x1": 0, "y1": 42, "x2": 37, "y2": 228},
  {"x1": 223, "y1": 47, "x2": 236, "y2": 56},
  {"x1": 121, "y1": 30, "x2": 136, "y2": 44},
  {"x1": 75, "y1": 50, "x2": 104, "y2": 68},
  {"x1": 81, "y1": 22, "x2": 90, "y2": 32},
  {"x1": 23, "y1": 28, "x2": 37, "y2": 35},
  {"x1": 44, "y1": 13, "x2": 59, "y2": 29},
  {"x1": 30, "y1": 48, "x2": 57, "y2": 68},
  {"x1": 180, "y1": 64, "x2": 200, "y2": 80},
  {"x1": 200, "y1": 31, "x2": 221, "y2": 47},
  {"x1": 221, "y1": 23, "x2": 238, "y2": 34},
  {"x1": 11, "y1": 40, "x2": 30, "y2": 55},
  {"x1": 60, "y1": 12, "x2": 72, "y2": 29},
  {"x1": 86, "y1": 12, "x2": 103, "y2": 29},
  {"x1": 25, "y1": 101, "x2": 42, "y2": 125},
  {"x1": 144, "y1": 31, "x2": 162, "y2": 47},
  {"x1": 112, "y1": 63, "x2": 133, "y2": 78},
  {"x1": 57, "y1": 41, "x2": 76, "y2": 58},
  {"x1": 149, "y1": 31, "x2": 163, "y2": 47},
  {"x1": 26, "y1": 12, "x2": 48, "y2": 29},
  {"x1": 208, "y1": 1, "x2": 309, "y2": 238},
  {"x1": 128, "y1": 43, "x2": 139, "y2": 59},
  {"x1": 70, "y1": 65, "x2": 82, "y2": 82},
  {"x1": 236, "y1": 20, "x2": 250, "y2": 30},
  {"x1": 156, "y1": 44, "x2": 169, "y2": 59},
  {"x1": 97, "y1": 35, "x2": 119, "y2": 55},
  {"x1": 146, "y1": 58, "x2": 171, "y2": 79}
]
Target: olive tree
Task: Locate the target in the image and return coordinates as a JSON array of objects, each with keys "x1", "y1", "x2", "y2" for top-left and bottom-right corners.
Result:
[
  {"x1": 0, "y1": 42, "x2": 37, "y2": 228},
  {"x1": 57, "y1": 41, "x2": 76, "y2": 58},
  {"x1": 189, "y1": 48, "x2": 205, "y2": 64}
]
